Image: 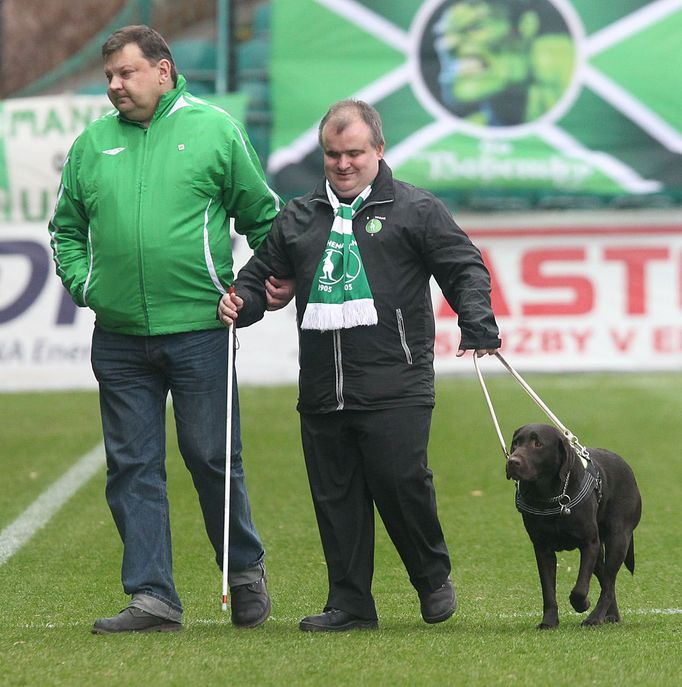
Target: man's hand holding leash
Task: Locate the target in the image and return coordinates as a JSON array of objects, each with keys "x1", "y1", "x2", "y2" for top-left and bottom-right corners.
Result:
[{"x1": 456, "y1": 348, "x2": 500, "y2": 358}]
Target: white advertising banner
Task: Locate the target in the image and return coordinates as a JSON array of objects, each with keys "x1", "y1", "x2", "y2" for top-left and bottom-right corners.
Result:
[
  {"x1": 1, "y1": 212, "x2": 680, "y2": 391},
  {"x1": 435, "y1": 212, "x2": 682, "y2": 373},
  {"x1": 0, "y1": 95, "x2": 112, "y2": 223},
  {"x1": 0, "y1": 225, "x2": 298, "y2": 390}
]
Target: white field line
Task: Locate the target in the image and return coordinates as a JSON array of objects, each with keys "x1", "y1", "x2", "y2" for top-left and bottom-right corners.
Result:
[
  {"x1": 0, "y1": 444, "x2": 105, "y2": 567},
  {"x1": 492, "y1": 608, "x2": 682, "y2": 619}
]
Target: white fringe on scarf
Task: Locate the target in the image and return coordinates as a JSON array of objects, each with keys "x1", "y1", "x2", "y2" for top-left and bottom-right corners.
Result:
[{"x1": 301, "y1": 299, "x2": 377, "y2": 331}]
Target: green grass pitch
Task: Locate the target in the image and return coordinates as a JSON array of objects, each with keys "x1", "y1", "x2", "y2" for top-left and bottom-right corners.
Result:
[{"x1": 1, "y1": 371, "x2": 681, "y2": 686}]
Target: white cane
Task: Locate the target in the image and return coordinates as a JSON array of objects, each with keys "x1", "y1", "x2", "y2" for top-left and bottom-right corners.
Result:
[{"x1": 221, "y1": 286, "x2": 236, "y2": 611}]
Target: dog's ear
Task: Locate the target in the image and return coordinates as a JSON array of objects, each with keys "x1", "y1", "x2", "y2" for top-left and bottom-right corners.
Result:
[
  {"x1": 558, "y1": 433, "x2": 574, "y2": 483},
  {"x1": 509, "y1": 426, "x2": 522, "y2": 454}
]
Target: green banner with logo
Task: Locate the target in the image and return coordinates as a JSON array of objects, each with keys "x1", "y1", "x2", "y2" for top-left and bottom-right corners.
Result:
[{"x1": 269, "y1": 0, "x2": 682, "y2": 209}]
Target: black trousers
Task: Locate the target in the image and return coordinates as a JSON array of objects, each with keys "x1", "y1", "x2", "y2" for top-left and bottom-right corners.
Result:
[{"x1": 300, "y1": 406, "x2": 451, "y2": 620}]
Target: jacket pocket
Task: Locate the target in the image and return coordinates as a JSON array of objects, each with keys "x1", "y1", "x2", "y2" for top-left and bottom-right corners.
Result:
[{"x1": 396, "y1": 309, "x2": 413, "y2": 365}]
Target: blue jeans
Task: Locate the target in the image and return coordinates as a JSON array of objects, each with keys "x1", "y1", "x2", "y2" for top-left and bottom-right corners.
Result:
[{"x1": 91, "y1": 326, "x2": 265, "y2": 618}]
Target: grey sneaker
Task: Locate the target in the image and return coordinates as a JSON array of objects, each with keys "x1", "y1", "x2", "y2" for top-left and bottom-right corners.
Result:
[
  {"x1": 230, "y1": 576, "x2": 271, "y2": 628},
  {"x1": 92, "y1": 607, "x2": 182, "y2": 634}
]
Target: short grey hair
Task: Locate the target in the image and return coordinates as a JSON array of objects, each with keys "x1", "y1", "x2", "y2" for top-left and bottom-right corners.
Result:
[{"x1": 318, "y1": 99, "x2": 385, "y2": 148}]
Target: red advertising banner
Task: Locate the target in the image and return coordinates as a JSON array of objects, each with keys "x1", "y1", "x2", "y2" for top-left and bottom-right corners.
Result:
[{"x1": 434, "y1": 212, "x2": 682, "y2": 371}]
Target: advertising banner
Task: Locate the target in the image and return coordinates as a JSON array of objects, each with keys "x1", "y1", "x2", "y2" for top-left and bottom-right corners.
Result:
[
  {"x1": 1, "y1": 73, "x2": 680, "y2": 391},
  {"x1": 0, "y1": 223, "x2": 298, "y2": 390},
  {"x1": 0, "y1": 95, "x2": 113, "y2": 224},
  {"x1": 439, "y1": 213, "x2": 682, "y2": 371},
  {"x1": 269, "y1": 0, "x2": 682, "y2": 210},
  {"x1": 0, "y1": 91, "x2": 283, "y2": 392},
  {"x1": 0, "y1": 92, "x2": 247, "y2": 225},
  {"x1": 2, "y1": 213, "x2": 680, "y2": 391}
]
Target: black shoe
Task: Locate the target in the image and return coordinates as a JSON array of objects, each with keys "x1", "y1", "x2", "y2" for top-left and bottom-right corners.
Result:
[
  {"x1": 299, "y1": 608, "x2": 378, "y2": 632},
  {"x1": 91, "y1": 607, "x2": 182, "y2": 634},
  {"x1": 230, "y1": 576, "x2": 271, "y2": 628},
  {"x1": 420, "y1": 577, "x2": 457, "y2": 624}
]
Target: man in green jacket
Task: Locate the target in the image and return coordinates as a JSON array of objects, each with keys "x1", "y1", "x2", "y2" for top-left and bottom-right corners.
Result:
[{"x1": 49, "y1": 25, "x2": 283, "y2": 633}]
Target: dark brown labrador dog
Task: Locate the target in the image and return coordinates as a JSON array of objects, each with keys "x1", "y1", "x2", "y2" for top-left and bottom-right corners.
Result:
[{"x1": 506, "y1": 424, "x2": 641, "y2": 629}]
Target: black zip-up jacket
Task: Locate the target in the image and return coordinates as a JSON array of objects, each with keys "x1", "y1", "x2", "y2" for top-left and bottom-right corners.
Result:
[{"x1": 236, "y1": 160, "x2": 501, "y2": 413}]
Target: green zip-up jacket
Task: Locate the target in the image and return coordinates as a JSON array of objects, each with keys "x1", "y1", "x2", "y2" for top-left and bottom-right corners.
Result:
[{"x1": 49, "y1": 75, "x2": 281, "y2": 336}]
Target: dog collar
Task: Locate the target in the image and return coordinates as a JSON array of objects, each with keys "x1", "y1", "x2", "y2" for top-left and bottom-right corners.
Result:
[{"x1": 515, "y1": 461, "x2": 602, "y2": 517}]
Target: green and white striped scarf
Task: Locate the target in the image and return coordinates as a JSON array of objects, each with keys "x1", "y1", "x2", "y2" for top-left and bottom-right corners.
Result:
[{"x1": 301, "y1": 181, "x2": 378, "y2": 331}]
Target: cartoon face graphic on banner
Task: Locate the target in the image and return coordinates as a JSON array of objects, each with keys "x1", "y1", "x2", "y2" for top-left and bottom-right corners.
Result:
[{"x1": 420, "y1": 0, "x2": 575, "y2": 127}]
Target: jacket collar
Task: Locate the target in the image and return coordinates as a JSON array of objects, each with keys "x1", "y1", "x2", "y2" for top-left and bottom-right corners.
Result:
[
  {"x1": 153, "y1": 74, "x2": 188, "y2": 121},
  {"x1": 311, "y1": 159, "x2": 395, "y2": 207}
]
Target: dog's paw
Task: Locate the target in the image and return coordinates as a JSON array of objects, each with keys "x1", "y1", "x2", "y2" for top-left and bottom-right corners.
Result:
[
  {"x1": 536, "y1": 621, "x2": 558, "y2": 630},
  {"x1": 604, "y1": 613, "x2": 621, "y2": 624},
  {"x1": 581, "y1": 614, "x2": 604, "y2": 627},
  {"x1": 570, "y1": 591, "x2": 590, "y2": 613},
  {"x1": 536, "y1": 616, "x2": 559, "y2": 630}
]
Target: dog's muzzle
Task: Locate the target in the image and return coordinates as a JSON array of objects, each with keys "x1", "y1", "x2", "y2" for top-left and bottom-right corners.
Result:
[{"x1": 506, "y1": 455, "x2": 523, "y2": 480}]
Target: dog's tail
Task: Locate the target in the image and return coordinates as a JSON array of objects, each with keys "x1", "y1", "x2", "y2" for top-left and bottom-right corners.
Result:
[{"x1": 625, "y1": 535, "x2": 635, "y2": 575}]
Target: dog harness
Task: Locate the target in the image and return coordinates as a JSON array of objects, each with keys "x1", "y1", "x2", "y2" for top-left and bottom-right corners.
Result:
[
  {"x1": 472, "y1": 352, "x2": 604, "y2": 518},
  {"x1": 515, "y1": 458, "x2": 603, "y2": 517}
]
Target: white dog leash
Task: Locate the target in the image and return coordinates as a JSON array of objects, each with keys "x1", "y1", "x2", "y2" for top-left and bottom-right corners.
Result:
[{"x1": 472, "y1": 352, "x2": 591, "y2": 465}]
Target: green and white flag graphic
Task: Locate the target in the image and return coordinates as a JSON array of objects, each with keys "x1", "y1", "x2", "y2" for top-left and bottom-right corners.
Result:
[{"x1": 270, "y1": 0, "x2": 682, "y2": 210}]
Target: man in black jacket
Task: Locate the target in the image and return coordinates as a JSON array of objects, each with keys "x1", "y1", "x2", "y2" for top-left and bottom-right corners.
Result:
[{"x1": 220, "y1": 99, "x2": 500, "y2": 631}]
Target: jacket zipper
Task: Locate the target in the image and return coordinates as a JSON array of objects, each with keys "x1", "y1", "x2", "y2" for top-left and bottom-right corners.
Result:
[
  {"x1": 396, "y1": 309, "x2": 413, "y2": 364},
  {"x1": 333, "y1": 330, "x2": 344, "y2": 410},
  {"x1": 319, "y1": 196, "x2": 393, "y2": 408},
  {"x1": 137, "y1": 127, "x2": 150, "y2": 332}
]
